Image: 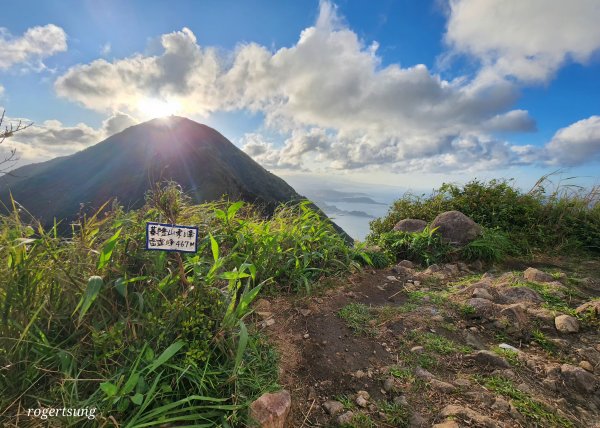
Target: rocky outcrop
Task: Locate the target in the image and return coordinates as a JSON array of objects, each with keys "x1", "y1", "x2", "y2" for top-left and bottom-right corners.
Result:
[
  {"x1": 524, "y1": 267, "x2": 554, "y2": 283},
  {"x1": 393, "y1": 219, "x2": 427, "y2": 233},
  {"x1": 430, "y1": 211, "x2": 482, "y2": 245}
]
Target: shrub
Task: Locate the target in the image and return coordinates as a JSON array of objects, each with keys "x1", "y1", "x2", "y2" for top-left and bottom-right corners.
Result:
[
  {"x1": 372, "y1": 227, "x2": 452, "y2": 266},
  {"x1": 461, "y1": 228, "x2": 515, "y2": 262},
  {"x1": 369, "y1": 176, "x2": 600, "y2": 254}
]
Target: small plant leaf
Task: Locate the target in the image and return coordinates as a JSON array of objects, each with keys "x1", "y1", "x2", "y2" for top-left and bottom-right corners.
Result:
[
  {"x1": 74, "y1": 276, "x2": 104, "y2": 322},
  {"x1": 100, "y1": 381, "x2": 118, "y2": 398}
]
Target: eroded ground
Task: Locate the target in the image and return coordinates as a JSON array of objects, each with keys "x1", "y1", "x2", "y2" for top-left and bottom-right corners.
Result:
[{"x1": 254, "y1": 257, "x2": 600, "y2": 427}]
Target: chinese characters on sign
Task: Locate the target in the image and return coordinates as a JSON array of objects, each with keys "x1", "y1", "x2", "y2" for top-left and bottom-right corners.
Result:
[{"x1": 146, "y1": 222, "x2": 198, "y2": 253}]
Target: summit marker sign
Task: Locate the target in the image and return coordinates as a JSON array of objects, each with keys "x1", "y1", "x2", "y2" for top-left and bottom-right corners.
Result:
[{"x1": 146, "y1": 222, "x2": 198, "y2": 253}]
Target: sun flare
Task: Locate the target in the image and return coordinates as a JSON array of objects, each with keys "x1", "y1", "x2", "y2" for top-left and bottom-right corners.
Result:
[{"x1": 137, "y1": 97, "x2": 181, "y2": 119}]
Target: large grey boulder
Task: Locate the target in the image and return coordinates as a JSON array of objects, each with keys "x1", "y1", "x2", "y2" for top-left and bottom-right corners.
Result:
[
  {"x1": 430, "y1": 211, "x2": 482, "y2": 245},
  {"x1": 393, "y1": 219, "x2": 427, "y2": 233}
]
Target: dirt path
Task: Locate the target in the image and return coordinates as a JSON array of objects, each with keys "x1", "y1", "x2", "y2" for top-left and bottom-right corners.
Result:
[{"x1": 256, "y1": 258, "x2": 600, "y2": 427}]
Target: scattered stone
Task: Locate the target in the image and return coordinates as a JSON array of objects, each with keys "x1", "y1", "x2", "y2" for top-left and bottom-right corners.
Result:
[
  {"x1": 425, "y1": 264, "x2": 441, "y2": 273},
  {"x1": 254, "y1": 298, "x2": 271, "y2": 312},
  {"x1": 393, "y1": 219, "x2": 427, "y2": 233},
  {"x1": 383, "y1": 377, "x2": 397, "y2": 392},
  {"x1": 307, "y1": 387, "x2": 317, "y2": 401},
  {"x1": 555, "y1": 314, "x2": 579, "y2": 333},
  {"x1": 471, "y1": 260, "x2": 484, "y2": 271},
  {"x1": 261, "y1": 318, "x2": 275, "y2": 327},
  {"x1": 430, "y1": 378, "x2": 456, "y2": 393},
  {"x1": 523, "y1": 267, "x2": 554, "y2": 283},
  {"x1": 439, "y1": 404, "x2": 496, "y2": 427},
  {"x1": 414, "y1": 366, "x2": 434, "y2": 380},
  {"x1": 467, "y1": 298, "x2": 498, "y2": 318},
  {"x1": 472, "y1": 350, "x2": 511, "y2": 368},
  {"x1": 499, "y1": 286, "x2": 543, "y2": 304},
  {"x1": 256, "y1": 311, "x2": 273, "y2": 320},
  {"x1": 410, "y1": 346, "x2": 425, "y2": 354},
  {"x1": 453, "y1": 377, "x2": 471, "y2": 388},
  {"x1": 303, "y1": 333, "x2": 310, "y2": 339},
  {"x1": 408, "y1": 411, "x2": 426, "y2": 427},
  {"x1": 579, "y1": 360, "x2": 594, "y2": 373},
  {"x1": 386, "y1": 275, "x2": 399, "y2": 282},
  {"x1": 472, "y1": 287, "x2": 494, "y2": 301},
  {"x1": 355, "y1": 392, "x2": 369, "y2": 408},
  {"x1": 444, "y1": 264, "x2": 460, "y2": 276},
  {"x1": 398, "y1": 260, "x2": 415, "y2": 268},
  {"x1": 560, "y1": 364, "x2": 598, "y2": 393},
  {"x1": 491, "y1": 397, "x2": 510, "y2": 412},
  {"x1": 465, "y1": 332, "x2": 486, "y2": 350},
  {"x1": 336, "y1": 411, "x2": 354, "y2": 425},
  {"x1": 499, "y1": 304, "x2": 529, "y2": 333},
  {"x1": 355, "y1": 370, "x2": 366, "y2": 379},
  {"x1": 430, "y1": 211, "x2": 482, "y2": 245},
  {"x1": 482, "y1": 272, "x2": 494, "y2": 279},
  {"x1": 433, "y1": 422, "x2": 459, "y2": 428},
  {"x1": 393, "y1": 395, "x2": 408, "y2": 406},
  {"x1": 249, "y1": 390, "x2": 291, "y2": 428},
  {"x1": 299, "y1": 309, "x2": 311, "y2": 317},
  {"x1": 322, "y1": 400, "x2": 344, "y2": 416},
  {"x1": 575, "y1": 300, "x2": 600, "y2": 318},
  {"x1": 499, "y1": 343, "x2": 519, "y2": 352}
]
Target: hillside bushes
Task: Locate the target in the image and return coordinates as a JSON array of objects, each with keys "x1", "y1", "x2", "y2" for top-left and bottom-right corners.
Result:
[
  {"x1": 0, "y1": 184, "x2": 360, "y2": 426},
  {"x1": 369, "y1": 177, "x2": 600, "y2": 255}
]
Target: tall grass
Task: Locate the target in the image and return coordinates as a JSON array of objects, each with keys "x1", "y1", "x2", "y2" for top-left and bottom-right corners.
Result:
[
  {"x1": 369, "y1": 174, "x2": 600, "y2": 255},
  {"x1": 0, "y1": 183, "x2": 360, "y2": 426}
]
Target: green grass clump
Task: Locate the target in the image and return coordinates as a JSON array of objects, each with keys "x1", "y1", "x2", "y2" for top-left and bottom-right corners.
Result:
[
  {"x1": 475, "y1": 375, "x2": 574, "y2": 427},
  {"x1": 514, "y1": 281, "x2": 577, "y2": 315},
  {"x1": 531, "y1": 329, "x2": 557, "y2": 354},
  {"x1": 379, "y1": 401, "x2": 410, "y2": 427},
  {"x1": 418, "y1": 333, "x2": 471, "y2": 355},
  {"x1": 370, "y1": 227, "x2": 452, "y2": 266},
  {"x1": 338, "y1": 303, "x2": 376, "y2": 336},
  {"x1": 369, "y1": 176, "x2": 600, "y2": 255},
  {"x1": 0, "y1": 183, "x2": 361, "y2": 426},
  {"x1": 461, "y1": 228, "x2": 515, "y2": 262}
]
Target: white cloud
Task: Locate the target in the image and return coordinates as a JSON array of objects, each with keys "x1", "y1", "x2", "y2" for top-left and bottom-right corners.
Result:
[
  {"x1": 544, "y1": 116, "x2": 600, "y2": 166},
  {"x1": 0, "y1": 24, "x2": 67, "y2": 70},
  {"x1": 445, "y1": 0, "x2": 600, "y2": 83},
  {"x1": 101, "y1": 43, "x2": 111, "y2": 56},
  {"x1": 0, "y1": 112, "x2": 139, "y2": 166},
  {"x1": 52, "y1": 1, "x2": 599, "y2": 173}
]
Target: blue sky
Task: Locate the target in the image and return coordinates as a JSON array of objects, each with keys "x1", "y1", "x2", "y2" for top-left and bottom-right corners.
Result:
[{"x1": 1, "y1": 0, "x2": 599, "y2": 192}]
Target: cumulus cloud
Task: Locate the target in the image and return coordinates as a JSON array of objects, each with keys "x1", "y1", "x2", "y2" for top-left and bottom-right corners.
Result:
[
  {"x1": 544, "y1": 116, "x2": 600, "y2": 166},
  {"x1": 0, "y1": 24, "x2": 67, "y2": 70},
  {"x1": 445, "y1": 0, "x2": 600, "y2": 83},
  {"x1": 0, "y1": 112, "x2": 139, "y2": 165},
  {"x1": 52, "y1": 1, "x2": 598, "y2": 173}
]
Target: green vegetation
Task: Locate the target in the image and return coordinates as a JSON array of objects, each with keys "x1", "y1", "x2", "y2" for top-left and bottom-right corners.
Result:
[
  {"x1": 0, "y1": 183, "x2": 362, "y2": 426},
  {"x1": 370, "y1": 227, "x2": 452, "y2": 266},
  {"x1": 531, "y1": 329, "x2": 557, "y2": 354},
  {"x1": 461, "y1": 228, "x2": 515, "y2": 262},
  {"x1": 338, "y1": 303, "x2": 376, "y2": 336},
  {"x1": 379, "y1": 401, "x2": 410, "y2": 427},
  {"x1": 416, "y1": 333, "x2": 471, "y2": 355},
  {"x1": 369, "y1": 176, "x2": 600, "y2": 255},
  {"x1": 475, "y1": 375, "x2": 574, "y2": 427},
  {"x1": 492, "y1": 346, "x2": 522, "y2": 367}
]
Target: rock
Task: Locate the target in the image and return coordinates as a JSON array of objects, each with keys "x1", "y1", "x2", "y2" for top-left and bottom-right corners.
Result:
[
  {"x1": 249, "y1": 390, "x2": 291, "y2": 428},
  {"x1": 299, "y1": 308, "x2": 311, "y2": 317},
  {"x1": 579, "y1": 360, "x2": 594, "y2": 372},
  {"x1": 408, "y1": 411, "x2": 426, "y2": 427},
  {"x1": 472, "y1": 350, "x2": 511, "y2": 368},
  {"x1": 410, "y1": 346, "x2": 425, "y2": 353},
  {"x1": 323, "y1": 400, "x2": 344, "y2": 416},
  {"x1": 555, "y1": 314, "x2": 579, "y2": 333},
  {"x1": 425, "y1": 263, "x2": 441, "y2": 273},
  {"x1": 577, "y1": 347, "x2": 600, "y2": 366},
  {"x1": 560, "y1": 364, "x2": 598, "y2": 393},
  {"x1": 498, "y1": 286, "x2": 543, "y2": 304},
  {"x1": 398, "y1": 259, "x2": 415, "y2": 268},
  {"x1": 472, "y1": 287, "x2": 494, "y2": 301},
  {"x1": 499, "y1": 304, "x2": 529, "y2": 333},
  {"x1": 414, "y1": 366, "x2": 434, "y2": 380},
  {"x1": 439, "y1": 404, "x2": 497, "y2": 427},
  {"x1": 523, "y1": 267, "x2": 554, "y2": 283},
  {"x1": 575, "y1": 300, "x2": 600, "y2": 318},
  {"x1": 256, "y1": 311, "x2": 273, "y2": 320},
  {"x1": 467, "y1": 298, "x2": 498, "y2": 318},
  {"x1": 491, "y1": 397, "x2": 510, "y2": 412},
  {"x1": 307, "y1": 387, "x2": 317, "y2": 401},
  {"x1": 254, "y1": 298, "x2": 271, "y2": 312},
  {"x1": 471, "y1": 260, "x2": 484, "y2": 271},
  {"x1": 357, "y1": 390, "x2": 370, "y2": 399},
  {"x1": 393, "y1": 395, "x2": 408, "y2": 406},
  {"x1": 386, "y1": 275, "x2": 399, "y2": 282},
  {"x1": 393, "y1": 219, "x2": 427, "y2": 233},
  {"x1": 261, "y1": 318, "x2": 276, "y2": 327},
  {"x1": 430, "y1": 378, "x2": 456, "y2": 393},
  {"x1": 354, "y1": 370, "x2": 366, "y2": 379},
  {"x1": 383, "y1": 377, "x2": 398, "y2": 392},
  {"x1": 453, "y1": 377, "x2": 471, "y2": 388},
  {"x1": 526, "y1": 307, "x2": 555, "y2": 326},
  {"x1": 336, "y1": 411, "x2": 354, "y2": 425},
  {"x1": 444, "y1": 264, "x2": 460, "y2": 276},
  {"x1": 430, "y1": 210, "x2": 482, "y2": 245},
  {"x1": 303, "y1": 333, "x2": 310, "y2": 339},
  {"x1": 465, "y1": 332, "x2": 486, "y2": 350},
  {"x1": 433, "y1": 422, "x2": 459, "y2": 428},
  {"x1": 355, "y1": 391, "x2": 369, "y2": 408}
]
